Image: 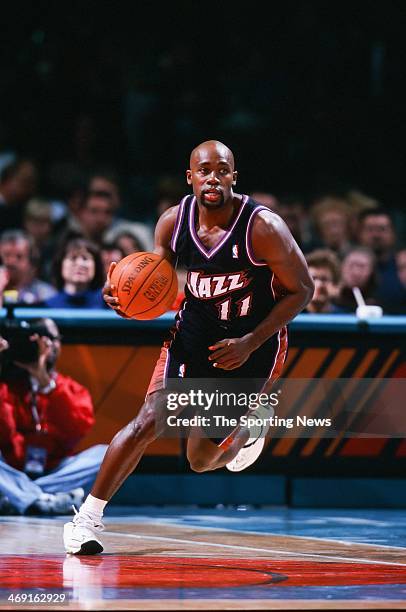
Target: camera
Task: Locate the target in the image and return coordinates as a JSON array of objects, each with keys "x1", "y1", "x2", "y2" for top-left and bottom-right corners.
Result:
[{"x1": 0, "y1": 319, "x2": 51, "y2": 365}]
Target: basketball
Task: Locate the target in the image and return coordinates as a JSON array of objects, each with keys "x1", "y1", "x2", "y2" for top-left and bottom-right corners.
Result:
[{"x1": 110, "y1": 252, "x2": 178, "y2": 320}]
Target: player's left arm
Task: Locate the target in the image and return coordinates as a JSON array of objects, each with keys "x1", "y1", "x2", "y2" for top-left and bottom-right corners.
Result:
[{"x1": 209, "y1": 210, "x2": 314, "y2": 370}]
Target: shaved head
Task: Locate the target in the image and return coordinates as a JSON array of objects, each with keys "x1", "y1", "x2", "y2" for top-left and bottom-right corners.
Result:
[
  {"x1": 190, "y1": 140, "x2": 235, "y2": 169},
  {"x1": 187, "y1": 140, "x2": 237, "y2": 208}
]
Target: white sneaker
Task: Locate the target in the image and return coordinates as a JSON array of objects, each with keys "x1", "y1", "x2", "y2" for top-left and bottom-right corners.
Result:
[
  {"x1": 226, "y1": 403, "x2": 273, "y2": 472},
  {"x1": 63, "y1": 508, "x2": 104, "y2": 555},
  {"x1": 226, "y1": 436, "x2": 265, "y2": 472}
]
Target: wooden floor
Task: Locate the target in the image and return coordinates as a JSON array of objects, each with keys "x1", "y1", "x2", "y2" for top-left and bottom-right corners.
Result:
[{"x1": 0, "y1": 509, "x2": 405, "y2": 610}]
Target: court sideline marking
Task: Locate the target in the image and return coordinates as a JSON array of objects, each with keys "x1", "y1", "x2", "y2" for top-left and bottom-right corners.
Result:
[
  {"x1": 2, "y1": 517, "x2": 405, "y2": 567},
  {"x1": 104, "y1": 529, "x2": 406, "y2": 567},
  {"x1": 109, "y1": 515, "x2": 406, "y2": 552}
]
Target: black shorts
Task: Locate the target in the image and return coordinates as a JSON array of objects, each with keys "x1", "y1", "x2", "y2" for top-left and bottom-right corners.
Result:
[{"x1": 147, "y1": 327, "x2": 288, "y2": 443}]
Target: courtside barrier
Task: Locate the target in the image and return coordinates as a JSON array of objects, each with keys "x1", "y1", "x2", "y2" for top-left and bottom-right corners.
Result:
[{"x1": 1, "y1": 310, "x2": 405, "y2": 487}]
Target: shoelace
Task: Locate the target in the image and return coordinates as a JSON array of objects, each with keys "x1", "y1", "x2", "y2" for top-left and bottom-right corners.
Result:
[{"x1": 72, "y1": 506, "x2": 104, "y2": 532}]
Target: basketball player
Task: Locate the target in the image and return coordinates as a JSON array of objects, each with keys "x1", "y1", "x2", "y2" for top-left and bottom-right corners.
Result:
[{"x1": 64, "y1": 140, "x2": 314, "y2": 554}]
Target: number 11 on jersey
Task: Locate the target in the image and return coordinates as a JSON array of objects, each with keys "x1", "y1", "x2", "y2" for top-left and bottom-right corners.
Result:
[{"x1": 216, "y1": 292, "x2": 253, "y2": 321}]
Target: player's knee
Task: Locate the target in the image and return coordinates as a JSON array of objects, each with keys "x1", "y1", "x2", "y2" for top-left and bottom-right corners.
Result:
[
  {"x1": 128, "y1": 411, "x2": 157, "y2": 446},
  {"x1": 188, "y1": 457, "x2": 212, "y2": 473}
]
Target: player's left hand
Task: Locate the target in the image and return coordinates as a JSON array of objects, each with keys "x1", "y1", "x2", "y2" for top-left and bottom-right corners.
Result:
[{"x1": 208, "y1": 336, "x2": 255, "y2": 370}]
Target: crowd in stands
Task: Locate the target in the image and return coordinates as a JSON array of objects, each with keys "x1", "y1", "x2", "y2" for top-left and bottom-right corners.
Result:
[{"x1": 0, "y1": 157, "x2": 405, "y2": 314}]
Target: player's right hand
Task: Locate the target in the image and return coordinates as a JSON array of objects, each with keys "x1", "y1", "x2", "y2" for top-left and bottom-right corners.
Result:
[
  {"x1": 103, "y1": 262, "x2": 121, "y2": 310},
  {"x1": 0, "y1": 336, "x2": 9, "y2": 352}
]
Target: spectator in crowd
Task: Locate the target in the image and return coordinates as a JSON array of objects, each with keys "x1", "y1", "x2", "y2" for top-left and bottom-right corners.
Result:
[
  {"x1": 53, "y1": 187, "x2": 101, "y2": 247},
  {"x1": 87, "y1": 168, "x2": 154, "y2": 250},
  {"x1": 48, "y1": 164, "x2": 88, "y2": 238},
  {"x1": 113, "y1": 230, "x2": 144, "y2": 257},
  {"x1": 358, "y1": 208, "x2": 404, "y2": 312},
  {"x1": 23, "y1": 198, "x2": 55, "y2": 282},
  {"x1": 251, "y1": 191, "x2": 314, "y2": 252},
  {"x1": 396, "y1": 249, "x2": 406, "y2": 288},
  {"x1": 346, "y1": 189, "x2": 378, "y2": 241},
  {"x1": 278, "y1": 194, "x2": 313, "y2": 252},
  {"x1": 334, "y1": 246, "x2": 378, "y2": 312},
  {"x1": 0, "y1": 318, "x2": 107, "y2": 515},
  {"x1": 393, "y1": 248, "x2": 406, "y2": 313},
  {"x1": 304, "y1": 249, "x2": 342, "y2": 313},
  {"x1": 250, "y1": 191, "x2": 280, "y2": 214},
  {"x1": 0, "y1": 266, "x2": 8, "y2": 306},
  {"x1": 0, "y1": 230, "x2": 56, "y2": 304},
  {"x1": 100, "y1": 242, "x2": 124, "y2": 277},
  {"x1": 73, "y1": 191, "x2": 116, "y2": 247},
  {"x1": 155, "y1": 175, "x2": 186, "y2": 219},
  {"x1": 0, "y1": 159, "x2": 38, "y2": 232},
  {"x1": 23, "y1": 199, "x2": 53, "y2": 250},
  {"x1": 45, "y1": 238, "x2": 106, "y2": 309},
  {"x1": 88, "y1": 168, "x2": 121, "y2": 210},
  {"x1": 103, "y1": 210, "x2": 154, "y2": 252},
  {"x1": 311, "y1": 195, "x2": 353, "y2": 257},
  {"x1": 66, "y1": 188, "x2": 153, "y2": 253}
]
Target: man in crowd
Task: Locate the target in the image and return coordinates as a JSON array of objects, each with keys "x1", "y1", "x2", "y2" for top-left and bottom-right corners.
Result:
[
  {"x1": 87, "y1": 169, "x2": 154, "y2": 250},
  {"x1": 0, "y1": 230, "x2": 56, "y2": 304},
  {"x1": 0, "y1": 318, "x2": 106, "y2": 515},
  {"x1": 304, "y1": 249, "x2": 342, "y2": 313},
  {"x1": 63, "y1": 188, "x2": 153, "y2": 252},
  {"x1": 358, "y1": 208, "x2": 404, "y2": 312}
]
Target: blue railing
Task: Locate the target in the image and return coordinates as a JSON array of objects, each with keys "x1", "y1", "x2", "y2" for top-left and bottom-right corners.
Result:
[{"x1": 1, "y1": 308, "x2": 405, "y2": 333}]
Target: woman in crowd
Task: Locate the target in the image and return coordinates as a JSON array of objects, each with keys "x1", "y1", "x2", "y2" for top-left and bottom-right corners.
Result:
[
  {"x1": 334, "y1": 246, "x2": 378, "y2": 312},
  {"x1": 45, "y1": 238, "x2": 106, "y2": 309}
]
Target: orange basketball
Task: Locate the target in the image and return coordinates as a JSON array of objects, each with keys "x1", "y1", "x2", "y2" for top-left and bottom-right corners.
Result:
[{"x1": 110, "y1": 252, "x2": 178, "y2": 320}]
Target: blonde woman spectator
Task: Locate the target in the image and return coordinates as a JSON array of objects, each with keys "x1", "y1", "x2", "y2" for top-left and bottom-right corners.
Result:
[
  {"x1": 311, "y1": 196, "x2": 353, "y2": 257},
  {"x1": 23, "y1": 199, "x2": 55, "y2": 281},
  {"x1": 23, "y1": 199, "x2": 53, "y2": 250}
]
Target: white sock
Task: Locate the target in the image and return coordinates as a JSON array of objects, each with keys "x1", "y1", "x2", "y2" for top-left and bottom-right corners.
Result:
[{"x1": 80, "y1": 494, "x2": 107, "y2": 517}]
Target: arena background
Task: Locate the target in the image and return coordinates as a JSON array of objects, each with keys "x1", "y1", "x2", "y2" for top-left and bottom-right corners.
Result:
[{"x1": 1, "y1": 2, "x2": 406, "y2": 216}]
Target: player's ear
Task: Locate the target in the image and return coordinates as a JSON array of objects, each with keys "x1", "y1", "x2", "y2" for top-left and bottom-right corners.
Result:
[
  {"x1": 186, "y1": 170, "x2": 192, "y2": 185},
  {"x1": 232, "y1": 171, "x2": 238, "y2": 185}
]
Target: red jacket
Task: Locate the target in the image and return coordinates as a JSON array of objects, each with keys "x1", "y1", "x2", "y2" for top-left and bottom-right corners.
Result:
[{"x1": 0, "y1": 373, "x2": 95, "y2": 471}]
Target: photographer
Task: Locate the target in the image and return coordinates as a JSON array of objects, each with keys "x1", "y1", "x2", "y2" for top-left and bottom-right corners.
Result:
[{"x1": 0, "y1": 318, "x2": 107, "y2": 515}]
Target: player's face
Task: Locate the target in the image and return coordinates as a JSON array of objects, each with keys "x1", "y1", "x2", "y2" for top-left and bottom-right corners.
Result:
[{"x1": 186, "y1": 147, "x2": 237, "y2": 209}]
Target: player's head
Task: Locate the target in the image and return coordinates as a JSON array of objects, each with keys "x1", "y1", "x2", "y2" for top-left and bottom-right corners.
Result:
[{"x1": 186, "y1": 140, "x2": 237, "y2": 209}]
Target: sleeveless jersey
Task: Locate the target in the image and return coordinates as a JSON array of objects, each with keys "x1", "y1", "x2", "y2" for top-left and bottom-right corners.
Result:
[{"x1": 170, "y1": 194, "x2": 282, "y2": 358}]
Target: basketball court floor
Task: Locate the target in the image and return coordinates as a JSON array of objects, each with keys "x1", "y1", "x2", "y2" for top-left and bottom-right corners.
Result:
[{"x1": 0, "y1": 506, "x2": 405, "y2": 610}]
